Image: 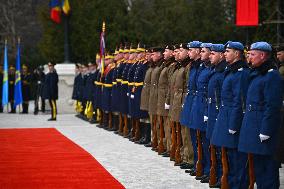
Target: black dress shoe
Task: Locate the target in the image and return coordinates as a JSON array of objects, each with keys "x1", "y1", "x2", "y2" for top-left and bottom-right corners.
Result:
[
  {"x1": 151, "y1": 147, "x2": 157, "y2": 151},
  {"x1": 180, "y1": 163, "x2": 194, "y2": 170},
  {"x1": 185, "y1": 168, "x2": 194, "y2": 173},
  {"x1": 196, "y1": 175, "x2": 207, "y2": 180},
  {"x1": 47, "y1": 118, "x2": 56, "y2": 121},
  {"x1": 135, "y1": 137, "x2": 145, "y2": 144},
  {"x1": 114, "y1": 130, "x2": 120, "y2": 134},
  {"x1": 200, "y1": 175, "x2": 209, "y2": 183},
  {"x1": 162, "y1": 152, "x2": 170, "y2": 157},
  {"x1": 209, "y1": 181, "x2": 221, "y2": 188},
  {"x1": 190, "y1": 171, "x2": 196, "y2": 176},
  {"x1": 144, "y1": 142, "x2": 152, "y2": 147}
]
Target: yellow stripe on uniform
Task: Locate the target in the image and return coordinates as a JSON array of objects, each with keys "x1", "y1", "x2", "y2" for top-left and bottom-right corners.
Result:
[{"x1": 51, "y1": 100, "x2": 56, "y2": 119}]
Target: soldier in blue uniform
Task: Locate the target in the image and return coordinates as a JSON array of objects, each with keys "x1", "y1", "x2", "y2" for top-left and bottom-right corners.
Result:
[
  {"x1": 206, "y1": 44, "x2": 227, "y2": 188},
  {"x1": 211, "y1": 41, "x2": 250, "y2": 189},
  {"x1": 21, "y1": 64, "x2": 32, "y2": 113},
  {"x1": 180, "y1": 41, "x2": 202, "y2": 176},
  {"x1": 238, "y1": 42, "x2": 283, "y2": 189},
  {"x1": 43, "y1": 62, "x2": 58, "y2": 121},
  {"x1": 33, "y1": 65, "x2": 46, "y2": 115},
  {"x1": 101, "y1": 54, "x2": 115, "y2": 129},
  {"x1": 8, "y1": 65, "x2": 16, "y2": 113},
  {"x1": 189, "y1": 43, "x2": 212, "y2": 182}
]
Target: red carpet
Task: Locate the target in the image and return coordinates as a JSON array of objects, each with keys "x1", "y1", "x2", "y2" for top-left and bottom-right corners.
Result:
[{"x1": 0, "y1": 128, "x2": 125, "y2": 189}]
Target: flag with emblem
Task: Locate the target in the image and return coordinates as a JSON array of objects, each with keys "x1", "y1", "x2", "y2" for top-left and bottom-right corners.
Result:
[
  {"x1": 14, "y1": 39, "x2": 23, "y2": 108},
  {"x1": 2, "y1": 40, "x2": 9, "y2": 107}
]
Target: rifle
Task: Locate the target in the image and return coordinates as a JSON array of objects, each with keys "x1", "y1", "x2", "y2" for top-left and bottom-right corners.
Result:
[
  {"x1": 134, "y1": 119, "x2": 140, "y2": 141},
  {"x1": 248, "y1": 153, "x2": 255, "y2": 189},
  {"x1": 123, "y1": 114, "x2": 129, "y2": 136},
  {"x1": 158, "y1": 116, "x2": 165, "y2": 154},
  {"x1": 170, "y1": 121, "x2": 176, "y2": 161},
  {"x1": 152, "y1": 115, "x2": 158, "y2": 149},
  {"x1": 175, "y1": 122, "x2": 182, "y2": 165},
  {"x1": 209, "y1": 144, "x2": 217, "y2": 186},
  {"x1": 118, "y1": 113, "x2": 123, "y2": 135},
  {"x1": 108, "y1": 112, "x2": 112, "y2": 129},
  {"x1": 196, "y1": 129, "x2": 203, "y2": 177},
  {"x1": 221, "y1": 147, "x2": 229, "y2": 189}
]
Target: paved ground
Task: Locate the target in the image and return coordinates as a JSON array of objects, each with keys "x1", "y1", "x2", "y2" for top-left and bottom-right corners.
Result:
[{"x1": 0, "y1": 113, "x2": 283, "y2": 189}]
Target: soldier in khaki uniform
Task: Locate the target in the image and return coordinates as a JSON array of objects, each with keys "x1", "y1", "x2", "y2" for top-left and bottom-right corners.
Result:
[
  {"x1": 147, "y1": 47, "x2": 164, "y2": 150},
  {"x1": 156, "y1": 45, "x2": 176, "y2": 155},
  {"x1": 140, "y1": 49, "x2": 154, "y2": 145}
]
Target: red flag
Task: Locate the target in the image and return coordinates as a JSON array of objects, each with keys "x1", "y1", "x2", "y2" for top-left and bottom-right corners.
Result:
[
  {"x1": 50, "y1": 0, "x2": 61, "y2": 24},
  {"x1": 236, "y1": 0, "x2": 258, "y2": 26}
]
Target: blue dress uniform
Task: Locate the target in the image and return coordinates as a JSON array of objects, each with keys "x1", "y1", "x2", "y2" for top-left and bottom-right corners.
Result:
[
  {"x1": 238, "y1": 42, "x2": 283, "y2": 189},
  {"x1": 21, "y1": 70, "x2": 32, "y2": 113},
  {"x1": 43, "y1": 63, "x2": 58, "y2": 121},
  {"x1": 211, "y1": 42, "x2": 250, "y2": 189},
  {"x1": 127, "y1": 61, "x2": 139, "y2": 117},
  {"x1": 101, "y1": 64, "x2": 115, "y2": 112},
  {"x1": 120, "y1": 61, "x2": 131, "y2": 115},
  {"x1": 94, "y1": 71, "x2": 103, "y2": 110},
  {"x1": 8, "y1": 66, "x2": 16, "y2": 113}
]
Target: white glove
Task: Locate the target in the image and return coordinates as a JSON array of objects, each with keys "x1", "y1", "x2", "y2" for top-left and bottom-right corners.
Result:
[
  {"x1": 204, "y1": 116, "x2": 208, "y2": 122},
  {"x1": 165, "y1": 103, "x2": 170, "y2": 110},
  {"x1": 229, "y1": 129, "x2": 236, "y2": 134},
  {"x1": 259, "y1": 134, "x2": 270, "y2": 142},
  {"x1": 130, "y1": 94, "x2": 134, "y2": 99},
  {"x1": 127, "y1": 93, "x2": 129, "y2": 96}
]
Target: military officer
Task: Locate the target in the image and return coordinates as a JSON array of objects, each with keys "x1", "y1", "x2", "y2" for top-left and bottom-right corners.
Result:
[
  {"x1": 156, "y1": 45, "x2": 176, "y2": 155},
  {"x1": 180, "y1": 41, "x2": 203, "y2": 176},
  {"x1": 148, "y1": 47, "x2": 164, "y2": 150},
  {"x1": 211, "y1": 41, "x2": 250, "y2": 189},
  {"x1": 8, "y1": 65, "x2": 16, "y2": 113},
  {"x1": 0, "y1": 64, "x2": 3, "y2": 113},
  {"x1": 140, "y1": 48, "x2": 154, "y2": 145},
  {"x1": 43, "y1": 62, "x2": 58, "y2": 121},
  {"x1": 21, "y1": 64, "x2": 32, "y2": 113},
  {"x1": 206, "y1": 44, "x2": 227, "y2": 188},
  {"x1": 33, "y1": 65, "x2": 46, "y2": 114},
  {"x1": 238, "y1": 42, "x2": 282, "y2": 189}
]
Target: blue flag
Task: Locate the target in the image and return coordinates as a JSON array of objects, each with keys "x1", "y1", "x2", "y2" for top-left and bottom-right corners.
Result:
[
  {"x1": 14, "y1": 42, "x2": 23, "y2": 107},
  {"x1": 2, "y1": 41, "x2": 8, "y2": 107}
]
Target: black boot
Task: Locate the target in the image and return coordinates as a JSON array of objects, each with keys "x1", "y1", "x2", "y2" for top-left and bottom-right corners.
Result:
[{"x1": 103, "y1": 112, "x2": 109, "y2": 129}]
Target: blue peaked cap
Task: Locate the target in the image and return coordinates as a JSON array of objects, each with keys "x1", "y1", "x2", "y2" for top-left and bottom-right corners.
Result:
[
  {"x1": 200, "y1": 43, "x2": 213, "y2": 49},
  {"x1": 210, "y1": 44, "x2": 225, "y2": 52},
  {"x1": 250, "y1": 42, "x2": 272, "y2": 52},
  {"x1": 187, "y1": 41, "x2": 202, "y2": 48},
  {"x1": 225, "y1": 41, "x2": 244, "y2": 51}
]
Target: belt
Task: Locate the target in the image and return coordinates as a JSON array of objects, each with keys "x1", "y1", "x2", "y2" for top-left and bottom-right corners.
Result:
[
  {"x1": 103, "y1": 84, "x2": 113, "y2": 87},
  {"x1": 134, "y1": 82, "x2": 144, "y2": 87},
  {"x1": 128, "y1": 82, "x2": 134, "y2": 86},
  {"x1": 116, "y1": 79, "x2": 122, "y2": 82},
  {"x1": 95, "y1": 81, "x2": 102, "y2": 86},
  {"x1": 247, "y1": 104, "x2": 264, "y2": 112},
  {"x1": 112, "y1": 82, "x2": 117, "y2": 85},
  {"x1": 121, "y1": 80, "x2": 128, "y2": 84}
]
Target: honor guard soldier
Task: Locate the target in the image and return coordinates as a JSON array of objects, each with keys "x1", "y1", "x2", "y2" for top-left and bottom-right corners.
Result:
[
  {"x1": 81, "y1": 64, "x2": 90, "y2": 119},
  {"x1": 120, "y1": 44, "x2": 132, "y2": 136},
  {"x1": 21, "y1": 64, "x2": 32, "y2": 113},
  {"x1": 131, "y1": 45, "x2": 150, "y2": 143},
  {"x1": 8, "y1": 65, "x2": 16, "y2": 113},
  {"x1": 43, "y1": 62, "x2": 58, "y2": 121},
  {"x1": 156, "y1": 45, "x2": 176, "y2": 155},
  {"x1": 189, "y1": 43, "x2": 212, "y2": 182},
  {"x1": 0, "y1": 64, "x2": 3, "y2": 113},
  {"x1": 101, "y1": 53, "x2": 115, "y2": 129},
  {"x1": 148, "y1": 47, "x2": 164, "y2": 150},
  {"x1": 180, "y1": 41, "x2": 203, "y2": 176},
  {"x1": 33, "y1": 65, "x2": 46, "y2": 114},
  {"x1": 238, "y1": 42, "x2": 283, "y2": 189},
  {"x1": 169, "y1": 43, "x2": 192, "y2": 167},
  {"x1": 72, "y1": 63, "x2": 82, "y2": 114},
  {"x1": 110, "y1": 47, "x2": 123, "y2": 132},
  {"x1": 211, "y1": 41, "x2": 250, "y2": 189},
  {"x1": 140, "y1": 48, "x2": 154, "y2": 145},
  {"x1": 206, "y1": 44, "x2": 227, "y2": 188}
]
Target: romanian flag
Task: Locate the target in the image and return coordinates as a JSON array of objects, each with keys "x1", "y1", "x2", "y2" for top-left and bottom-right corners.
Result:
[
  {"x1": 50, "y1": 0, "x2": 61, "y2": 23},
  {"x1": 236, "y1": 0, "x2": 258, "y2": 26},
  {"x1": 14, "y1": 41, "x2": 23, "y2": 108},
  {"x1": 100, "y1": 22, "x2": 106, "y2": 77},
  {"x1": 62, "y1": 0, "x2": 71, "y2": 15},
  {"x1": 2, "y1": 41, "x2": 9, "y2": 107}
]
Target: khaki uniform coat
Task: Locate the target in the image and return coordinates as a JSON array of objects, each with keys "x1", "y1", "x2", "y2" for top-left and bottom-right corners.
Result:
[
  {"x1": 156, "y1": 58, "x2": 176, "y2": 116},
  {"x1": 140, "y1": 65, "x2": 153, "y2": 111}
]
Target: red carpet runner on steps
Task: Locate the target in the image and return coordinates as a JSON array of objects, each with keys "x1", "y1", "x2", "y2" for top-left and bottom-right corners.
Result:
[{"x1": 0, "y1": 128, "x2": 125, "y2": 189}]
